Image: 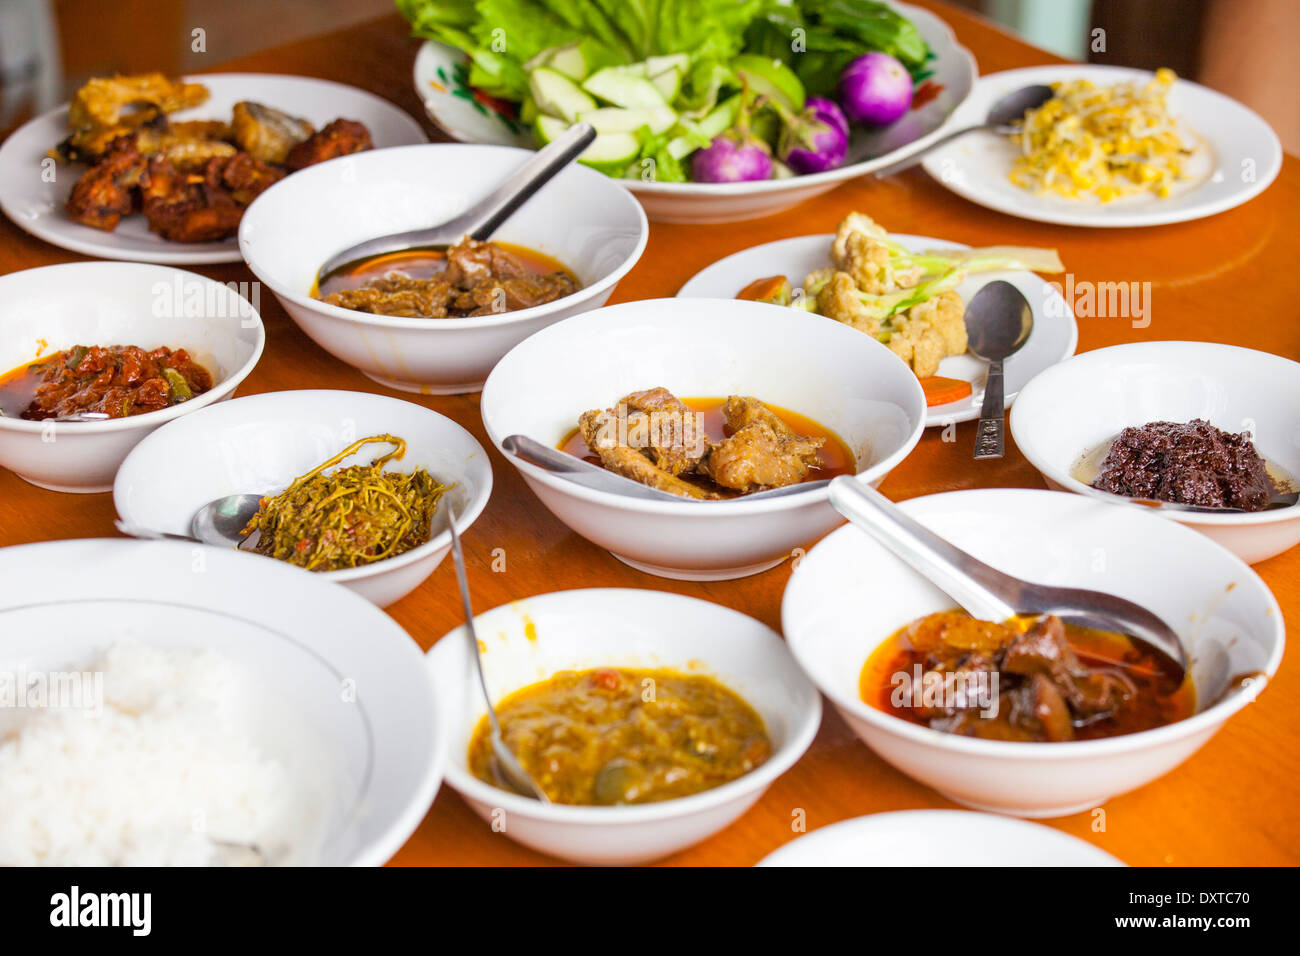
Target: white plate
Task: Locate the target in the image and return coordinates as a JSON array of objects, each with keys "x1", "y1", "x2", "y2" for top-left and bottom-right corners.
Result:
[
  {"x1": 0, "y1": 73, "x2": 428, "y2": 264},
  {"x1": 677, "y1": 233, "x2": 1077, "y2": 426},
  {"x1": 0, "y1": 537, "x2": 442, "y2": 866},
  {"x1": 921, "y1": 65, "x2": 1282, "y2": 228},
  {"x1": 411, "y1": 1, "x2": 977, "y2": 223},
  {"x1": 758, "y1": 811, "x2": 1124, "y2": 866}
]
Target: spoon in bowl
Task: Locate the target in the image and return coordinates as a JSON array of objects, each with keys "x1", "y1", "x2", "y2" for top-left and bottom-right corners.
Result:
[
  {"x1": 114, "y1": 492, "x2": 266, "y2": 547},
  {"x1": 827, "y1": 476, "x2": 1189, "y2": 677},
  {"x1": 318, "y1": 122, "x2": 597, "y2": 278},
  {"x1": 871, "y1": 84, "x2": 1055, "y2": 179},
  {"x1": 444, "y1": 499, "x2": 550, "y2": 803},
  {"x1": 966, "y1": 280, "x2": 1033, "y2": 460}
]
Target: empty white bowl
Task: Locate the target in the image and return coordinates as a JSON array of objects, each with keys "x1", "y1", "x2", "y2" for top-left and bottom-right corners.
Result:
[
  {"x1": 113, "y1": 389, "x2": 492, "y2": 607},
  {"x1": 238, "y1": 143, "x2": 647, "y2": 394},
  {"x1": 782, "y1": 488, "x2": 1284, "y2": 818},
  {"x1": 0, "y1": 537, "x2": 441, "y2": 866},
  {"x1": 426, "y1": 588, "x2": 822, "y2": 864},
  {"x1": 759, "y1": 811, "x2": 1123, "y2": 866},
  {"x1": 0, "y1": 262, "x2": 264, "y2": 492},
  {"x1": 480, "y1": 297, "x2": 926, "y2": 580},
  {"x1": 1010, "y1": 341, "x2": 1300, "y2": 564}
]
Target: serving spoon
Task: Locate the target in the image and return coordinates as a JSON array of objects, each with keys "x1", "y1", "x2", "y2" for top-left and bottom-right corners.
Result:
[
  {"x1": 871, "y1": 84, "x2": 1055, "y2": 179},
  {"x1": 966, "y1": 280, "x2": 1033, "y2": 460},
  {"x1": 502, "y1": 434, "x2": 831, "y2": 503},
  {"x1": 444, "y1": 499, "x2": 550, "y2": 803},
  {"x1": 827, "y1": 476, "x2": 1189, "y2": 677},
  {"x1": 317, "y1": 122, "x2": 597, "y2": 278}
]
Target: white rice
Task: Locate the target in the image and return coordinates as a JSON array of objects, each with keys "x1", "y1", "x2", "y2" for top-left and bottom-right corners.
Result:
[{"x1": 0, "y1": 641, "x2": 306, "y2": 866}]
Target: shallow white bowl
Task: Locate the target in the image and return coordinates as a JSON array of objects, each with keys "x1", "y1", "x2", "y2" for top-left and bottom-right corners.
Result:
[
  {"x1": 411, "y1": 2, "x2": 976, "y2": 223},
  {"x1": 113, "y1": 389, "x2": 492, "y2": 607},
  {"x1": 427, "y1": 588, "x2": 821, "y2": 864},
  {"x1": 0, "y1": 262, "x2": 264, "y2": 493},
  {"x1": 759, "y1": 810, "x2": 1123, "y2": 866},
  {"x1": 782, "y1": 488, "x2": 1284, "y2": 818},
  {"x1": 480, "y1": 297, "x2": 926, "y2": 580},
  {"x1": 1010, "y1": 341, "x2": 1300, "y2": 565},
  {"x1": 0, "y1": 537, "x2": 441, "y2": 865},
  {"x1": 238, "y1": 143, "x2": 647, "y2": 394}
]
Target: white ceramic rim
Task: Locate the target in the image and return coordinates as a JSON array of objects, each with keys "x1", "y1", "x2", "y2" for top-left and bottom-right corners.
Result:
[
  {"x1": 1012, "y1": 340, "x2": 1300, "y2": 527},
  {"x1": 920, "y1": 65, "x2": 1284, "y2": 228},
  {"x1": 238, "y1": 143, "x2": 649, "y2": 330},
  {"x1": 0, "y1": 73, "x2": 429, "y2": 265},
  {"x1": 113, "y1": 388, "x2": 493, "y2": 584},
  {"x1": 432, "y1": 588, "x2": 823, "y2": 825},
  {"x1": 479, "y1": 300, "x2": 928, "y2": 515},
  {"x1": 0, "y1": 262, "x2": 265, "y2": 434},
  {"x1": 411, "y1": 1, "x2": 977, "y2": 197},
  {"x1": 783, "y1": 488, "x2": 1286, "y2": 759}
]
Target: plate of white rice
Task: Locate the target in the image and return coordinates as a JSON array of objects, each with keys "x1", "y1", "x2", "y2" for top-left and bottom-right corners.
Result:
[{"x1": 0, "y1": 538, "x2": 443, "y2": 867}]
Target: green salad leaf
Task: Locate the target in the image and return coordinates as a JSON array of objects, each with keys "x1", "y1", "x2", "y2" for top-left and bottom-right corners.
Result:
[
  {"x1": 743, "y1": 0, "x2": 934, "y2": 97},
  {"x1": 398, "y1": 0, "x2": 775, "y2": 100}
]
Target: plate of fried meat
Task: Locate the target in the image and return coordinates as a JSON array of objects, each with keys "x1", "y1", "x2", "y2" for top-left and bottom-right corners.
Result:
[{"x1": 0, "y1": 72, "x2": 427, "y2": 264}]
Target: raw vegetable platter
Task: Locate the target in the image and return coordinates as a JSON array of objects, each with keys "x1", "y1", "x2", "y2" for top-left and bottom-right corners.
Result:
[{"x1": 407, "y1": 0, "x2": 976, "y2": 222}]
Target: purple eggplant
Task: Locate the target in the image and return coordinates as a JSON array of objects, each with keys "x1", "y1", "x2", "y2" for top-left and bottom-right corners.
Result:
[
  {"x1": 691, "y1": 134, "x2": 773, "y2": 183},
  {"x1": 779, "y1": 96, "x2": 850, "y2": 174},
  {"x1": 839, "y1": 52, "x2": 913, "y2": 127}
]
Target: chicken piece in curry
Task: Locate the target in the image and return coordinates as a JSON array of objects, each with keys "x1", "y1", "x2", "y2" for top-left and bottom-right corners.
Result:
[
  {"x1": 860, "y1": 610, "x2": 1194, "y2": 742},
  {"x1": 315, "y1": 237, "x2": 581, "y2": 318},
  {"x1": 563, "y1": 387, "x2": 854, "y2": 499}
]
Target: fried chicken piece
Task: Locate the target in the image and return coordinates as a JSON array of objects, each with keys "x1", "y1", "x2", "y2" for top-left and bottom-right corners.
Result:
[
  {"x1": 579, "y1": 409, "x2": 718, "y2": 500},
  {"x1": 232, "y1": 101, "x2": 315, "y2": 164},
  {"x1": 615, "y1": 387, "x2": 710, "y2": 477},
  {"x1": 284, "y1": 118, "x2": 373, "y2": 170},
  {"x1": 64, "y1": 136, "x2": 147, "y2": 231},
  {"x1": 137, "y1": 122, "x2": 237, "y2": 168},
  {"x1": 700, "y1": 397, "x2": 825, "y2": 493},
  {"x1": 139, "y1": 153, "x2": 281, "y2": 243},
  {"x1": 68, "y1": 73, "x2": 209, "y2": 129}
]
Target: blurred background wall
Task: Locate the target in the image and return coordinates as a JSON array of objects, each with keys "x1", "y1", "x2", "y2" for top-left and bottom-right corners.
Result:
[{"x1": 2, "y1": 0, "x2": 1297, "y2": 152}]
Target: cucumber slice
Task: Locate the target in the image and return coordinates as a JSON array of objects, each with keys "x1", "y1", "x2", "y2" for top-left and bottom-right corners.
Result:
[
  {"x1": 519, "y1": 96, "x2": 539, "y2": 124},
  {"x1": 644, "y1": 54, "x2": 690, "y2": 78},
  {"x1": 730, "y1": 54, "x2": 806, "y2": 111},
  {"x1": 577, "y1": 131, "x2": 640, "y2": 173},
  {"x1": 582, "y1": 68, "x2": 667, "y2": 109},
  {"x1": 695, "y1": 96, "x2": 741, "y2": 139},
  {"x1": 522, "y1": 42, "x2": 588, "y2": 81},
  {"x1": 534, "y1": 114, "x2": 571, "y2": 145},
  {"x1": 579, "y1": 105, "x2": 677, "y2": 135},
  {"x1": 649, "y1": 67, "x2": 681, "y2": 102},
  {"x1": 529, "y1": 67, "x2": 596, "y2": 122}
]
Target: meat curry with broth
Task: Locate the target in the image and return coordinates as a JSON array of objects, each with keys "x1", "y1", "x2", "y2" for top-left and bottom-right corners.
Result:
[
  {"x1": 860, "y1": 610, "x2": 1193, "y2": 742},
  {"x1": 315, "y1": 236, "x2": 580, "y2": 318},
  {"x1": 561, "y1": 388, "x2": 855, "y2": 499},
  {"x1": 468, "y1": 667, "x2": 771, "y2": 805}
]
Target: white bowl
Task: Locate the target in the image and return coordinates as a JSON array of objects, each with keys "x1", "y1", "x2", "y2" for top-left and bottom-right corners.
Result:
[
  {"x1": 411, "y1": 1, "x2": 977, "y2": 223},
  {"x1": 758, "y1": 810, "x2": 1123, "y2": 866},
  {"x1": 0, "y1": 262, "x2": 264, "y2": 493},
  {"x1": 426, "y1": 588, "x2": 822, "y2": 864},
  {"x1": 480, "y1": 298, "x2": 927, "y2": 580},
  {"x1": 113, "y1": 389, "x2": 492, "y2": 607},
  {"x1": 0, "y1": 537, "x2": 441, "y2": 866},
  {"x1": 782, "y1": 488, "x2": 1284, "y2": 818},
  {"x1": 238, "y1": 143, "x2": 647, "y2": 394},
  {"x1": 1010, "y1": 341, "x2": 1300, "y2": 565}
]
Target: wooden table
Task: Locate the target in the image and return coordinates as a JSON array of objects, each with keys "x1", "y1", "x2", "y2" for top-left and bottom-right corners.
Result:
[{"x1": 2, "y1": 2, "x2": 1296, "y2": 867}]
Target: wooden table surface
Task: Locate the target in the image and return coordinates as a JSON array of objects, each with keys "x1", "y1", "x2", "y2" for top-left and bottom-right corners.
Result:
[{"x1": 2, "y1": 3, "x2": 1296, "y2": 867}]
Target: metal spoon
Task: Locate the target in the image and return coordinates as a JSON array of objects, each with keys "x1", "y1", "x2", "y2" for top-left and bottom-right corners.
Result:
[
  {"x1": 444, "y1": 499, "x2": 550, "y2": 803},
  {"x1": 114, "y1": 492, "x2": 265, "y2": 547},
  {"x1": 317, "y1": 122, "x2": 597, "y2": 277},
  {"x1": 872, "y1": 84, "x2": 1055, "y2": 179},
  {"x1": 502, "y1": 434, "x2": 831, "y2": 502},
  {"x1": 827, "y1": 476, "x2": 1189, "y2": 677},
  {"x1": 966, "y1": 280, "x2": 1033, "y2": 460}
]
